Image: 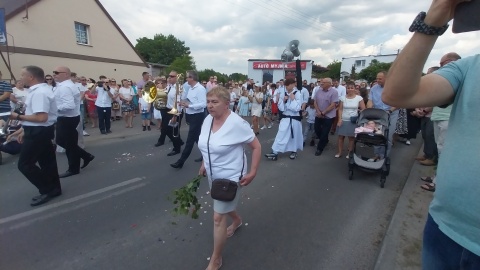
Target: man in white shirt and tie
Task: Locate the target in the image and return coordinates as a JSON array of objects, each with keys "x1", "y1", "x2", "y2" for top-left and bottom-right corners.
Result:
[{"x1": 53, "y1": 66, "x2": 94, "y2": 178}]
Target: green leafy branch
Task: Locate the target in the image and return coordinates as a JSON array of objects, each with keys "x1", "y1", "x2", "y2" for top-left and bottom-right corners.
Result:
[{"x1": 171, "y1": 175, "x2": 203, "y2": 219}]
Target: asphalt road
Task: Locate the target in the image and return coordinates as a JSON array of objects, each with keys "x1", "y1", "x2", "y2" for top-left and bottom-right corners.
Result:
[{"x1": 0, "y1": 120, "x2": 420, "y2": 270}]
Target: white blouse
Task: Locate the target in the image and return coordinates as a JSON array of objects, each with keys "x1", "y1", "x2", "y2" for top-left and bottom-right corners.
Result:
[{"x1": 198, "y1": 113, "x2": 255, "y2": 183}]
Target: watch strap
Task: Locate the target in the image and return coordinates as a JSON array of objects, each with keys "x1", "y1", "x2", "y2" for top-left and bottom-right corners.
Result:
[{"x1": 409, "y1": 12, "x2": 449, "y2": 36}]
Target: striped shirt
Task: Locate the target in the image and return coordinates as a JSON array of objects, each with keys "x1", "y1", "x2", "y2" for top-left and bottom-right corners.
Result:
[{"x1": 0, "y1": 80, "x2": 12, "y2": 113}]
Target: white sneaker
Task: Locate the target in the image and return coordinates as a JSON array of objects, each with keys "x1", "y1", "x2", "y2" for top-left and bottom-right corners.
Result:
[
  {"x1": 267, "y1": 124, "x2": 273, "y2": 129},
  {"x1": 405, "y1": 140, "x2": 411, "y2": 145},
  {"x1": 83, "y1": 130, "x2": 90, "y2": 136},
  {"x1": 260, "y1": 125, "x2": 267, "y2": 130}
]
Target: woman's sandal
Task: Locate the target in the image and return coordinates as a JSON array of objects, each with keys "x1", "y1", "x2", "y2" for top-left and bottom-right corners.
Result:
[
  {"x1": 421, "y1": 183, "x2": 436, "y2": 192},
  {"x1": 227, "y1": 222, "x2": 243, "y2": 238},
  {"x1": 420, "y1": 176, "x2": 434, "y2": 183},
  {"x1": 206, "y1": 258, "x2": 222, "y2": 270}
]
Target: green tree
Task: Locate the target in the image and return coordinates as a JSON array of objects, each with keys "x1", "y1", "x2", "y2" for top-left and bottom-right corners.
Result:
[
  {"x1": 229, "y1": 73, "x2": 248, "y2": 82},
  {"x1": 135, "y1": 34, "x2": 191, "y2": 65},
  {"x1": 358, "y1": 59, "x2": 393, "y2": 82},
  {"x1": 350, "y1": 65, "x2": 356, "y2": 80},
  {"x1": 167, "y1": 56, "x2": 196, "y2": 76},
  {"x1": 197, "y1": 69, "x2": 230, "y2": 83},
  {"x1": 317, "y1": 60, "x2": 341, "y2": 79}
]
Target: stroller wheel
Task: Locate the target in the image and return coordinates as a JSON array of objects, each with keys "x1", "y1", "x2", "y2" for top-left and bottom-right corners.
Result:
[
  {"x1": 348, "y1": 170, "x2": 353, "y2": 180},
  {"x1": 380, "y1": 177, "x2": 386, "y2": 188}
]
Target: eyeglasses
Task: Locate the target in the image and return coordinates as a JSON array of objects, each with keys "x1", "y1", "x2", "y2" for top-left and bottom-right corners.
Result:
[
  {"x1": 52, "y1": 71, "x2": 66, "y2": 75},
  {"x1": 187, "y1": 76, "x2": 193, "y2": 79},
  {"x1": 45, "y1": 78, "x2": 53, "y2": 81},
  {"x1": 168, "y1": 75, "x2": 176, "y2": 78}
]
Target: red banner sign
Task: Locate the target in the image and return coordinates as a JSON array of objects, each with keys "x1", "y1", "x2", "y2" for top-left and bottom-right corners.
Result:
[{"x1": 252, "y1": 61, "x2": 307, "y2": 70}]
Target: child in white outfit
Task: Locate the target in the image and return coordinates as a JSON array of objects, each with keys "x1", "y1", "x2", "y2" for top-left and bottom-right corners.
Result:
[{"x1": 303, "y1": 100, "x2": 316, "y2": 146}]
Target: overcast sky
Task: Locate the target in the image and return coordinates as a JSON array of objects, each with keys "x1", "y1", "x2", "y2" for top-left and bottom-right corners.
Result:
[{"x1": 102, "y1": 0, "x2": 480, "y2": 75}]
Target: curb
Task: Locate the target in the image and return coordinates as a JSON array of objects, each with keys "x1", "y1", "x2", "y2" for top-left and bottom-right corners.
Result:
[{"x1": 374, "y1": 146, "x2": 434, "y2": 270}]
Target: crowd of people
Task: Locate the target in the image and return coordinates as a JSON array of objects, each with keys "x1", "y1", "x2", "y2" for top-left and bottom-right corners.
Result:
[{"x1": 1, "y1": 1, "x2": 478, "y2": 265}]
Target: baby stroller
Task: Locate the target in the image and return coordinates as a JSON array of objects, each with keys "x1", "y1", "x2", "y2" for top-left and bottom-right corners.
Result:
[{"x1": 348, "y1": 108, "x2": 390, "y2": 188}]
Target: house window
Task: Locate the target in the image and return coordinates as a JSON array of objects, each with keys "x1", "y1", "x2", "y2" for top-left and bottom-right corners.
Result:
[
  {"x1": 355, "y1": 60, "x2": 366, "y2": 67},
  {"x1": 75, "y1": 22, "x2": 89, "y2": 45}
]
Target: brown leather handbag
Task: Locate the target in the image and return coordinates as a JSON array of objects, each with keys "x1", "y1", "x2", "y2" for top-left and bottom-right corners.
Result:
[{"x1": 207, "y1": 119, "x2": 244, "y2": 202}]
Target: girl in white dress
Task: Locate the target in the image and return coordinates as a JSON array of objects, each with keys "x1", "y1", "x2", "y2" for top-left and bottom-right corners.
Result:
[
  {"x1": 198, "y1": 87, "x2": 261, "y2": 270},
  {"x1": 248, "y1": 85, "x2": 264, "y2": 135}
]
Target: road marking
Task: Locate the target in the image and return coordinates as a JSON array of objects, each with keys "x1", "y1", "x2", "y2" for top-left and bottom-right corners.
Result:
[
  {"x1": 0, "y1": 183, "x2": 146, "y2": 234},
  {"x1": 0, "y1": 177, "x2": 145, "y2": 225}
]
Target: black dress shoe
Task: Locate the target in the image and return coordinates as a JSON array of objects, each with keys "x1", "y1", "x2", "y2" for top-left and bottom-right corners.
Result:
[
  {"x1": 154, "y1": 142, "x2": 164, "y2": 147},
  {"x1": 30, "y1": 194, "x2": 50, "y2": 206},
  {"x1": 170, "y1": 161, "x2": 184, "y2": 169},
  {"x1": 167, "y1": 150, "x2": 180, "y2": 156},
  {"x1": 315, "y1": 150, "x2": 323, "y2": 156},
  {"x1": 180, "y1": 141, "x2": 185, "y2": 146},
  {"x1": 194, "y1": 157, "x2": 203, "y2": 162},
  {"x1": 32, "y1": 189, "x2": 63, "y2": 201},
  {"x1": 106, "y1": 130, "x2": 112, "y2": 134},
  {"x1": 101, "y1": 130, "x2": 107, "y2": 135},
  {"x1": 81, "y1": 155, "x2": 95, "y2": 169},
  {"x1": 59, "y1": 171, "x2": 79, "y2": 178}
]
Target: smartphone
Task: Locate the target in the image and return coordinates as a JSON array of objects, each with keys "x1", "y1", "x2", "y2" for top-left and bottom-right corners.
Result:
[{"x1": 452, "y1": 0, "x2": 480, "y2": 33}]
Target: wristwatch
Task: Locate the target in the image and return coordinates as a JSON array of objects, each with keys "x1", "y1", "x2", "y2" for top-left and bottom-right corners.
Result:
[{"x1": 409, "y1": 12, "x2": 449, "y2": 36}]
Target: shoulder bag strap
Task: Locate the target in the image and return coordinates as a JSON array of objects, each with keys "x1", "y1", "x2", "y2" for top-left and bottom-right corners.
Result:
[{"x1": 207, "y1": 119, "x2": 214, "y2": 179}]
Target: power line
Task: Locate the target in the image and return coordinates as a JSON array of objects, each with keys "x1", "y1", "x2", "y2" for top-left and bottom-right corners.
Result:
[
  {"x1": 244, "y1": 0, "x2": 356, "y2": 42},
  {"x1": 268, "y1": 0, "x2": 364, "y2": 40}
]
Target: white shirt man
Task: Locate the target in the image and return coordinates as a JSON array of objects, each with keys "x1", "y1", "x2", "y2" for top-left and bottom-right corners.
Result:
[{"x1": 54, "y1": 79, "x2": 80, "y2": 118}]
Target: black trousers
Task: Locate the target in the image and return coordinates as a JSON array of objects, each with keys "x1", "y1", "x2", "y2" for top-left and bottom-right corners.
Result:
[
  {"x1": 18, "y1": 125, "x2": 61, "y2": 195},
  {"x1": 157, "y1": 109, "x2": 182, "y2": 151},
  {"x1": 56, "y1": 116, "x2": 92, "y2": 173},
  {"x1": 421, "y1": 117, "x2": 438, "y2": 160},
  {"x1": 315, "y1": 117, "x2": 334, "y2": 151},
  {"x1": 96, "y1": 106, "x2": 111, "y2": 132},
  {"x1": 178, "y1": 112, "x2": 205, "y2": 163}
]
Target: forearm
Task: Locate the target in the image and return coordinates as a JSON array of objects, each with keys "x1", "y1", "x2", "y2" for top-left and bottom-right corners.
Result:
[
  {"x1": 10, "y1": 127, "x2": 23, "y2": 136},
  {"x1": 249, "y1": 145, "x2": 261, "y2": 176},
  {"x1": 286, "y1": 100, "x2": 301, "y2": 112},
  {"x1": 19, "y1": 113, "x2": 47, "y2": 123},
  {"x1": 0, "y1": 92, "x2": 11, "y2": 102},
  {"x1": 189, "y1": 99, "x2": 206, "y2": 110},
  {"x1": 323, "y1": 103, "x2": 336, "y2": 114},
  {"x1": 314, "y1": 101, "x2": 320, "y2": 114},
  {"x1": 383, "y1": 33, "x2": 437, "y2": 103}
]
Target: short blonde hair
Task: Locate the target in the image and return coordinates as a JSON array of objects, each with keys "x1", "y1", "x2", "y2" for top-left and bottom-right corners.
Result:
[{"x1": 207, "y1": 86, "x2": 230, "y2": 104}]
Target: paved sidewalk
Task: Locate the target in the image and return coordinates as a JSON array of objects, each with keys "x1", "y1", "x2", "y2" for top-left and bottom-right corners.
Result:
[{"x1": 374, "y1": 147, "x2": 435, "y2": 270}]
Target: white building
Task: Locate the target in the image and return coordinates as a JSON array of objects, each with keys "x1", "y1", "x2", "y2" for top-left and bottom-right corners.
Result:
[
  {"x1": 247, "y1": 59, "x2": 313, "y2": 85},
  {"x1": 340, "y1": 54, "x2": 398, "y2": 81}
]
